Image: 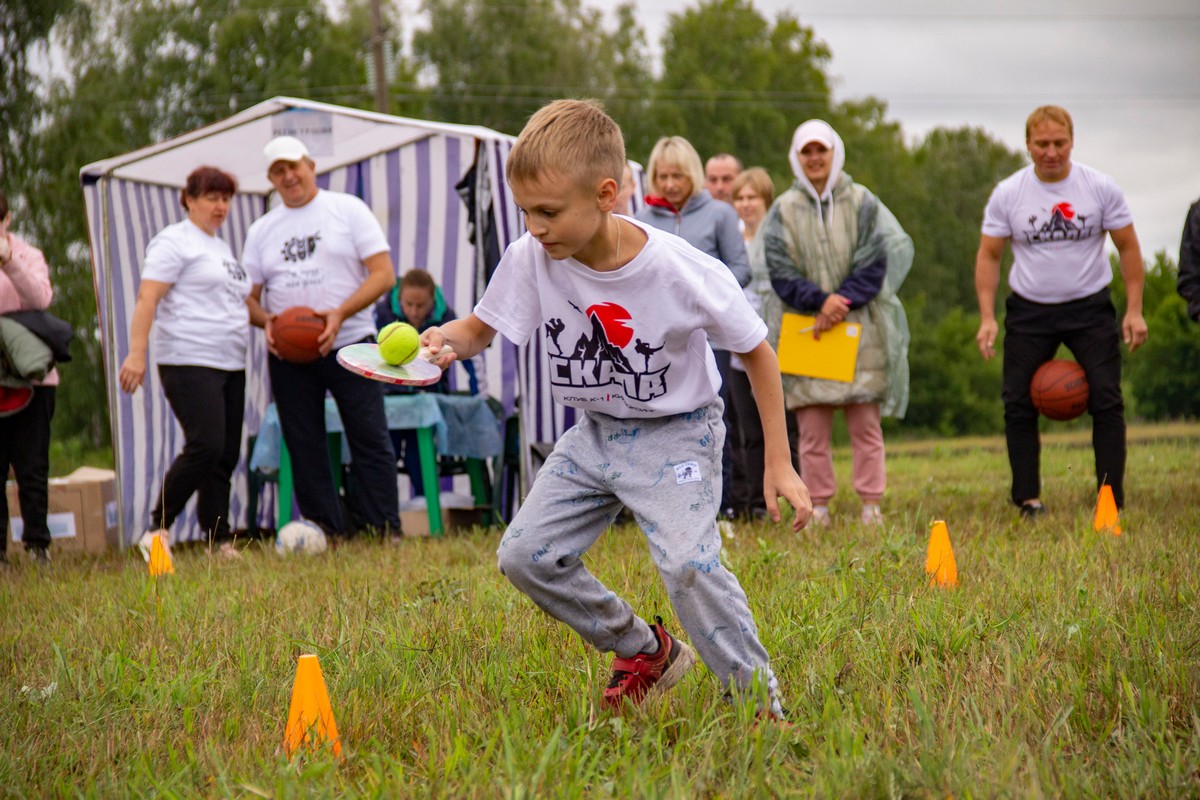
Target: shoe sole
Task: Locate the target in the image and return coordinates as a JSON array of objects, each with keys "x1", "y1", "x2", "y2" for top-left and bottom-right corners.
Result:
[{"x1": 645, "y1": 638, "x2": 697, "y2": 702}]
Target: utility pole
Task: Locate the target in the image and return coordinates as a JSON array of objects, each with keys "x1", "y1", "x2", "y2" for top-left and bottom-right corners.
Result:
[{"x1": 370, "y1": 0, "x2": 389, "y2": 114}]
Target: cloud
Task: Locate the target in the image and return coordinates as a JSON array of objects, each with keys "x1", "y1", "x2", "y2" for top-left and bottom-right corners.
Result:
[{"x1": 619, "y1": 0, "x2": 1200, "y2": 257}]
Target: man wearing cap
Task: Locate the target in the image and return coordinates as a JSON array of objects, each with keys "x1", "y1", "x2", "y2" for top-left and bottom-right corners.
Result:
[
  {"x1": 244, "y1": 135, "x2": 401, "y2": 538},
  {"x1": 975, "y1": 105, "x2": 1146, "y2": 519}
]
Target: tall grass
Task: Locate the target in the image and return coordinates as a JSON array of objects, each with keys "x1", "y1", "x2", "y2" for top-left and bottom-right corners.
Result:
[{"x1": 3, "y1": 424, "x2": 1199, "y2": 797}]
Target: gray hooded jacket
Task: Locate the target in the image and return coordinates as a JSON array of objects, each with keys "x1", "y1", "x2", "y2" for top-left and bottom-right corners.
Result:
[{"x1": 635, "y1": 189, "x2": 751, "y2": 287}]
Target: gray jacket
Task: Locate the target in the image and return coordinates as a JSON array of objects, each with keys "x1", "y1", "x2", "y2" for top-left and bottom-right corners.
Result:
[
  {"x1": 0, "y1": 317, "x2": 54, "y2": 388},
  {"x1": 635, "y1": 189, "x2": 751, "y2": 287}
]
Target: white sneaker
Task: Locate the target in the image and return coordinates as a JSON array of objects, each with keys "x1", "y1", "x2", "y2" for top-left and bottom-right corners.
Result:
[
  {"x1": 137, "y1": 529, "x2": 170, "y2": 563},
  {"x1": 718, "y1": 519, "x2": 736, "y2": 540},
  {"x1": 860, "y1": 504, "x2": 884, "y2": 526},
  {"x1": 811, "y1": 505, "x2": 831, "y2": 528}
]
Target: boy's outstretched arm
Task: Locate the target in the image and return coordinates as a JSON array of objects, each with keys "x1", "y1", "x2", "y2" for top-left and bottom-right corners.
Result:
[
  {"x1": 739, "y1": 340, "x2": 813, "y2": 530},
  {"x1": 421, "y1": 312, "x2": 498, "y2": 368}
]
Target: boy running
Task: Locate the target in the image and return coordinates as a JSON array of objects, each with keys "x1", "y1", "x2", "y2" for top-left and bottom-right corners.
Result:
[{"x1": 422, "y1": 100, "x2": 811, "y2": 716}]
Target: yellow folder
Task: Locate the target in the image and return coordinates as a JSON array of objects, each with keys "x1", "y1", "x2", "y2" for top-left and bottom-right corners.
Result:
[{"x1": 777, "y1": 313, "x2": 861, "y2": 383}]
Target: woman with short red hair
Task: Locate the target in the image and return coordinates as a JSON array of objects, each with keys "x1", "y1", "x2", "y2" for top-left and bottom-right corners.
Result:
[{"x1": 119, "y1": 166, "x2": 250, "y2": 558}]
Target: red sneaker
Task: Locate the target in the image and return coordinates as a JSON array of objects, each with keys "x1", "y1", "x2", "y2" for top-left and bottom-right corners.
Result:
[
  {"x1": 602, "y1": 616, "x2": 696, "y2": 710},
  {"x1": 755, "y1": 709, "x2": 793, "y2": 731}
]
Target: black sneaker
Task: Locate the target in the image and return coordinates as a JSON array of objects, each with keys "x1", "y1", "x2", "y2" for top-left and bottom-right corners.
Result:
[
  {"x1": 28, "y1": 547, "x2": 51, "y2": 566},
  {"x1": 1019, "y1": 502, "x2": 1046, "y2": 520},
  {"x1": 602, "y1": 616, "x2": 696, "y2": 710}
]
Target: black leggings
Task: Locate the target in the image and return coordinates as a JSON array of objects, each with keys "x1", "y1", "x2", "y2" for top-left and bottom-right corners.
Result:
[{"x1": 151, "y1": 366, "x2": 245, "y2": 536}]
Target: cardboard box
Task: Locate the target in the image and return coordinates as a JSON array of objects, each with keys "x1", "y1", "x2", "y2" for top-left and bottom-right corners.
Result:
[
  {"x1": 399, "y1": 497, "x2": 490, "y2": 537},
  {"x1": 7, "y1": 466, "x2": 119, "y2": 553}
]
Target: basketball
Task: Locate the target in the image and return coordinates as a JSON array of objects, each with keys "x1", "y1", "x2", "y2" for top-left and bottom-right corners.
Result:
[
  {"x1": 272, "y1": 306, "x2": 325, "y2": 363},
  {"x1": 1030, "y1": 359, "x2": 1089, "y2": 421}
]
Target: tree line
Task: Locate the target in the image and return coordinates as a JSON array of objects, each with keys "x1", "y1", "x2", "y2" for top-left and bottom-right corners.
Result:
[{"x1": 3, "y1": 0, "x2": 1195, "y2": 457}]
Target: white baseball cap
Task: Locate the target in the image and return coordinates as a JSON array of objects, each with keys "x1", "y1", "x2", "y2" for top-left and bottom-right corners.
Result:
[
  {"x1": 263, "y1": 135, "x2": 310, "y2": 166},
  {"x1": 793, "y1": 121, "x2": 835, "y2": 151}
]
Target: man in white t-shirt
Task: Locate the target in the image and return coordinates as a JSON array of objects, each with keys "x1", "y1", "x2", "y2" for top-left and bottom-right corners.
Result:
[
  {"x1": 244, "y1": 136, "x2": 401, "y2": 538},
  {"x1": 975, "y1": 106, "x2": 1147, "y2": 518}
]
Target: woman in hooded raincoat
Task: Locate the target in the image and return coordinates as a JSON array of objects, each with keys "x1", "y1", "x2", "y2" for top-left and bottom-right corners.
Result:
[{"x1": 761, "y1": 120, "x2": 913, "y2": 527}]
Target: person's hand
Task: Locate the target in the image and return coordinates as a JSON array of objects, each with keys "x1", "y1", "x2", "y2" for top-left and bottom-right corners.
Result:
[
  {"x1": 763, "y1": 460, "x2": 812, "y2": 532},
  {"x1": 813, "y1": 294, "x2": 849, "y2": 339},
  {"x1": 314, "y1": 308, "x2": 342, "y2": 356},
  {"x1": 118, "y1": 353, "x2": 146, "y2": 394},
  {"x1": 1123, "y1": 310, "x2": 1148, "y2": 353},
  {"x1": 976, "y1": 318, "x2": 999, "y2": 360},
  {"x1": 420, "y1": 326, "x2": 458, "y2": 368},
  {"x1": 821, "y1": 293, "x2": 850, "y2": 323},
  {"x1": 263, "y1": 314, "x2": 280, "y2": 358}
]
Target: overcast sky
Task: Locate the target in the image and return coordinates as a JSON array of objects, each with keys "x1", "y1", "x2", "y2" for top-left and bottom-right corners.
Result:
[{"x1": 604, "y1": 0, "x2": 1200, "y2": 260}]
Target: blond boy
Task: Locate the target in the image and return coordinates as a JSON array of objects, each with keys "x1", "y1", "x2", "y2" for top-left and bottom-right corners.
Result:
[{"x1": 423, "y1": 100, "x2": 810, "y2": 716}]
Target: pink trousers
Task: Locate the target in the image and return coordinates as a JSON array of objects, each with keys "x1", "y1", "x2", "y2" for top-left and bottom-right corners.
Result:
[{"x1": 794, "y1": 403, "x2": 885, "y2": 506}]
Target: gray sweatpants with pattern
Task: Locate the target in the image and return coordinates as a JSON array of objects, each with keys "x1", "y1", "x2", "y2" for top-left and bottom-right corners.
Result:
[{"x1": 497, "y1": 399, "x2": 782, "y2": 713}]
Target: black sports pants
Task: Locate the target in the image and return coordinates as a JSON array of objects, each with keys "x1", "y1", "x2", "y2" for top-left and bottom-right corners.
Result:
[
  {"x1": 268, "y1": 345, "x2": 400, "y2": 536},
  {"x1": 0, "y1": 386, "x2": 55, "y2": 553},
  {"x1": 1002, "y1": 287, "x2": 1126, "y2": 508}
]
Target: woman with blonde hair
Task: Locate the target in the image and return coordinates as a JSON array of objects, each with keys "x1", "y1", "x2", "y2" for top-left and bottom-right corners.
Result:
[{"x1": 636, "y1": 136, "x2": 750, "y2": 286}]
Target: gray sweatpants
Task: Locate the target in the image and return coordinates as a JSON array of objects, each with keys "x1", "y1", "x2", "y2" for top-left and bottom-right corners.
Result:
[{"x1": 497, "y1": 399, "x2": 782, "y2": 712}]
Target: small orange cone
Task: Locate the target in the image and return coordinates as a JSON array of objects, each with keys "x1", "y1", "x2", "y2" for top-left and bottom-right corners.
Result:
[
  {"x1": 284, "y1": 654, "x2": 342, "y2": 758},
  {"x1": 924, "y1": 520, "x2": 958, "y2": 588},
  {"x1": 148, "y1": 534, "x2": 174, "y2": 576},
  {"x1": 1093, "y1": 485, "x2": 1121, "y2": 535}
]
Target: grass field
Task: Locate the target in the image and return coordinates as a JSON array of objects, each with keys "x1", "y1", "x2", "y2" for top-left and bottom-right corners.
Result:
[{"x1": 3, "y1": 424, "x2": 1199, "y2": 798}]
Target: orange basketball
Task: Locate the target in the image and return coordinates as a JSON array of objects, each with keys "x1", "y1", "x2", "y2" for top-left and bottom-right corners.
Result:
[
  {"x1": 1031, "y1": 359, "x2": 1089, "y2": 421},
  {"x1": 272, "y1": 306, "x2": 325, "y2": 363}
]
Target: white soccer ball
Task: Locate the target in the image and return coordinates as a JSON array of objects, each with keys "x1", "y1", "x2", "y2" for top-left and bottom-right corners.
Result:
[{"x1": 274, "y1": 520, "x2": 328, "y2": 556}]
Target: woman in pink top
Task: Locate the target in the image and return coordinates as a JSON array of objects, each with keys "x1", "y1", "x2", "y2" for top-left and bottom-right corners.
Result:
[{"x1": 0, "y1": 189, "x2": 58, "y2": 566}]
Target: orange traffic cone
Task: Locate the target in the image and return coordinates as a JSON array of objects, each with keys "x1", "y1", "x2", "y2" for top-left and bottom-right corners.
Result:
[
  {"x1": 284, "y1": 654, "x2": 342, "y2": 758},
  {"x1": 148, "y1": 534, "x2": 174, "y2": 576},
  {"x1": 1093, "y1": 485, "x2": 1121, "y2": 535},
  {"x1": 925, "y1": 520, "x2": 958, "y2": 588}
]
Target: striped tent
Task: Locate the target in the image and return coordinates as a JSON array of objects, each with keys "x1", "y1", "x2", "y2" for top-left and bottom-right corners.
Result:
[{"x1": 80, "y1": 97, "x2": 539, "y2": 546}]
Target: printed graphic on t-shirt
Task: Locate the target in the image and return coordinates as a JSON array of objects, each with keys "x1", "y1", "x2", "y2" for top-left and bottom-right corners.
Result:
[
  {"x1": 224, "y1": 258, "x2": 246, "y2": 282},
  {"x1": 1022, "y1": 202, "x2": 1097, "y2": 245},
  {"x1": 223, "y1": 257, "x2": 247, "y2": 302},
  {"x1": 281, "y1": 232, "x2": 321, "y2": 262},
  {"x1": 544, "y1": 300, "x2": 669, "y2": 404}
]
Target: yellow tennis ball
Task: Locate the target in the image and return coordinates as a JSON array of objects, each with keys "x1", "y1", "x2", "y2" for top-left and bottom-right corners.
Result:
[{"x1": 378, "y1": 322, "x2": 420, "y2": 366}]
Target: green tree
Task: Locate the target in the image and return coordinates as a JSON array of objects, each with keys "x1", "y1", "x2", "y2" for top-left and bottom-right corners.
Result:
[
  {"x1": 20, "y1": 0, "x2": 383, "y2": 452},
  {"x1": 652, "y1": 0, "x2": 832, "y2": 174},
  {"x1": 1110, "y1": 252, "x2": 1200, "y2": 420},
  {"x1": 413, "y1": 0, "x2": 652, "y2": 138},
  {"x1": 906, "y1": 127, "x2": 1026, "y2": 316},
  {"x1": 898, "y1": 297, "x2": 1003, "y2": 436},
  {"x1": 0, "y1": 0, "x2": 81, "y2": 180},
  {"x1": 1126, "y1": 294, "x2": 1200, "y2": 419}
]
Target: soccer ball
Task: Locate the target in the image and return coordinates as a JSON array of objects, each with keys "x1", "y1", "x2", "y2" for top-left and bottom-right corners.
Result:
[{"x1": 274, "y1": 520, "x2": 328, "y2": 556}]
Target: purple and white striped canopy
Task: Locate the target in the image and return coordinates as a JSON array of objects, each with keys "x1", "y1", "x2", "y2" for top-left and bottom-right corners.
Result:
[{"x1": 81, "y1": 97, "x2": 646, "y2": 546}]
